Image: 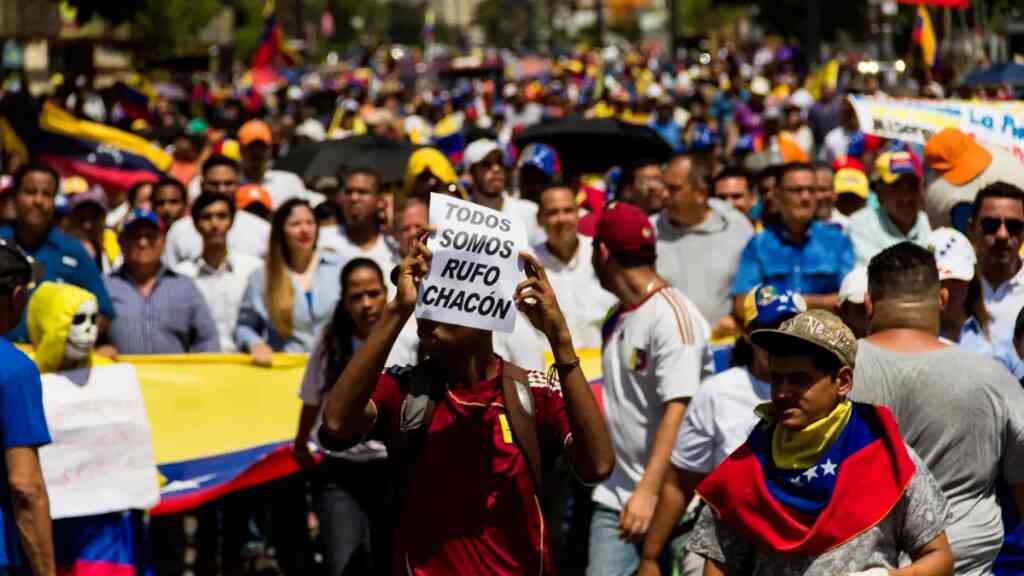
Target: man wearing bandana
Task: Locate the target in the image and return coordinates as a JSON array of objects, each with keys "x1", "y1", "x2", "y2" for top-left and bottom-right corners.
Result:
[{"x1": 686, "y1": 310, "x2": 954, "y2": 575}]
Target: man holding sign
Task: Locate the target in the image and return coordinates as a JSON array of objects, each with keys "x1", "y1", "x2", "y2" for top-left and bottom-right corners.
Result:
[{"x1": 320, "y1": 193, "x2": 614, "y2": 575}]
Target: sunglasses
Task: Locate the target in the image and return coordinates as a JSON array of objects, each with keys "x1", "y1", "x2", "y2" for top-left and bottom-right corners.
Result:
[{"x1": 979, "y1": 217, "x2": 1024, "y2": 237}]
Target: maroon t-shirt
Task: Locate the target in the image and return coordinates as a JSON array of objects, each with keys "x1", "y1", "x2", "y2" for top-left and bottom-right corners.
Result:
[{"x1": 370, "y1": 358, "x2": 572, "y2": 575}]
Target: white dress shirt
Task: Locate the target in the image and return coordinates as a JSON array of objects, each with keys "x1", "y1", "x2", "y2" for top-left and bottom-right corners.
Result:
[
  {"x1": 318, "y1": 226, "x2": 400, "y2": 297},
  {"x1": 175, "y1": 251, "x2": 263, "y2": 353},
  {"x1": 530, "y1": 236, "x2": 617, "y2": 349},
  {"x1": 982, "y1": 262, "x2": 1024, "y2": 345},
  {"x1": 163, "y1": 211, "x2": 271, "y2": 268}
]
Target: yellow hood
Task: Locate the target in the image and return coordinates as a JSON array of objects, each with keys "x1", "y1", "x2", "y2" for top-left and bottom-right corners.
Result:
[
  {"x1": 27, "y1": 282, "x2": 108, "y2": 373},
  {"x1": 401, "y1": 147, "x2": 457, "y2": 200}
]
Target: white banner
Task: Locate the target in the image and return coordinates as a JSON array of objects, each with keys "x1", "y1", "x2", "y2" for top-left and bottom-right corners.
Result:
[
  {"x1": 849, "y1": 95, "x2": 1024, "y2": 164},
  {"x1": 39, "y1": 363, "x2": 160, "y2": 519},
  {"x1": 415, "y1": 193, "x2": 528, "y2": 333}
]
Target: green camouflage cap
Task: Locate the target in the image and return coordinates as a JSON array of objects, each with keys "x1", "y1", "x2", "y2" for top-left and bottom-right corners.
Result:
[{"x1": 750, "y1": 309, "x2": 858, "y2": 368}]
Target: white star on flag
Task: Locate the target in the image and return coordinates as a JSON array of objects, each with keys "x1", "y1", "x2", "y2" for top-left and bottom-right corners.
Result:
[
  {"x1": 821, "y1": 459, "x2": 838, "y2": 476},
  {"x1": 789, "y1": 476, "x2": 802, "y2": 486},
  {"x1": 802, "y1": 466, "x2": 819, "y2": 481}
]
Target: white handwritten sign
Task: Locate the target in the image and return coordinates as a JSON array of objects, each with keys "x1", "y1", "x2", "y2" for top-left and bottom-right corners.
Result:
[
  {"x1": 415, "y1": 193, "x2": 528, "y2": 333},
  {"x1": 39, "y1": 363, "x2": 160, "y2": 519}
]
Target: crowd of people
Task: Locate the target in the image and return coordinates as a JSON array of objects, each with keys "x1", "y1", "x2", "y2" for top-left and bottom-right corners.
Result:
[{"x1": 0, "y1": 38, "x2": 1023, "y2": 576}]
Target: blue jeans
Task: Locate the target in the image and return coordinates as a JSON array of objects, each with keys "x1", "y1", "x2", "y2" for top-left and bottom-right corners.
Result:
[{"x1": 587, "y1": 503, "x2": 640, "y2": 576}]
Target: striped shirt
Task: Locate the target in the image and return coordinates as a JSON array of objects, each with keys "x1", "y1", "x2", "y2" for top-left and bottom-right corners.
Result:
[
  {"x1": 104, "y1": 267, "x2": 221, "y2": 354},
  {"x1": 593, "y1": 284, "x2": 712, "y2": 512}
]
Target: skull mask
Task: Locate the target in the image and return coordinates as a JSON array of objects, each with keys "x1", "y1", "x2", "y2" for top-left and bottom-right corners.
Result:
[{"x1": 65, "y1": 299, "x2": 99, "y2": 362}]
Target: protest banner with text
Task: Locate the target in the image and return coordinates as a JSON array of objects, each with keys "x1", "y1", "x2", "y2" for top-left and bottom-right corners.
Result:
[{"x1": 416, "y1": 193, "x2": 529, "y2": 333}]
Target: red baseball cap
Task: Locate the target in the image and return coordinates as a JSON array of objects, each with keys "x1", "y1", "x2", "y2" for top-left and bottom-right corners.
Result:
[{"x1": 594, "y1": 201, "x2": 656, "y2": 261}]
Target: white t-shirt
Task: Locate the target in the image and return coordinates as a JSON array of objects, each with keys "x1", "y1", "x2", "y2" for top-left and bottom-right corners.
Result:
[
  {"x1": 175, "y1": 252, "x2": 263, "y2": 353},
  {"x1": 502, "y1": 193, "x2": 546, "y2": 246},
  {"x1": 162, "y1": 211, "x2": 270, "y2": 268},
  {"x1": 530, "y1": 236, "x2": 617, "y2": 349},
  {"x1": 671, "y1": 367, "x2": 769, "y2": 474},
  {"x1": 593, "y1": 286, "x2": 711, "y2": 512},
  {"x1": 318, "y1": 226, "x2": 400, "y2": 297}
]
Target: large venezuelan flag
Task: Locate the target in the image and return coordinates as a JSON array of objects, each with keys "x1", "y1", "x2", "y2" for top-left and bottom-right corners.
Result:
[
  {"x1": 251, "y1": 0, "x2": 300, "y2": 70},
  {"x1": 1, "y1": 96, "x2": 170, "y2": 192}
]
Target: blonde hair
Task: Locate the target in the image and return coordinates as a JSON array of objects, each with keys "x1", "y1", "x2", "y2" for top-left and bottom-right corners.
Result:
[{"x1": 265, "y1": 198, "x2": 316, "y2": 338}]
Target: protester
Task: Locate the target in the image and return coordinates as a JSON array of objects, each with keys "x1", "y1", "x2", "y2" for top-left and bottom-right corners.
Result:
[
  {"x1": 654, "y1": 155, "x2": 753, "y2": 334},
  {"x1": 0, "y1": 238, "x2": 55, "y2": 576},
  {"x1": 618, "y1": 159, "x2": 667, "y2": 216},
  {"x1": 638, "y1": 284, "x2": 806, "y2": 576},
  {"x1": 0, "y1": 162, "x2": 115, "y2": 344},
  {"x1": 711, "y1": 166, "x2": 756, "y2": 224},
  {"x1": 465, "y1": 138, "x2": 544, "y2": 244},
  {"x1": 318, "y1": 237, "x2": 614, "y2": 575},
  {"x1": 588, "y1": 201, "x2": 711, "y2": 575},
  {"x1": 103, "y1": 208, "x2": 219, "y2": 354},
  {"x1": 848, "y1": 151, "x2": 930, "y2": 265},
  {"x1": 163, "y1": 155, "x2": 270, "y2": 267},
  {"x1": 401, "y1": 147, "x2": 459, "y2": 202},
  {"x1": 853, "y1": 242, "x2": 1024, "y2": 575},
  {"x1": 811, "y1": 162, "x2": 844, "y2": 228},
  {"x1": 530, "y1": 184, "x2": 616, "y2": 349},
  {"x1": 151, "y1": 177, "x2": 189, "y2": 229},
  {"x1": 836, "y1": 265, "x2": 870, "y2": 339},
  {"x1": 820, "y1": 99, "x2": 859, "y2": 163},
  {"x1": 972, "y1": 182, "x2": 1024, "y2": 345},
  {"x1": 294, "y1": 258, "x2": 395, "y2": 576},
  {"x1": 237, "y1": 119, "x2": 308, "y2": 208},
  {"x1": 318, "y1": 168, "x2": 399, "y2": 286},
  {"x1": 62, "y1": 187, "x2": 120, "y2": 273},
  {"x1": 174, "y1": 192, "x2": 262, "y2": 353},
  {"x1": 832, "y1": 166, "x2": 869, "y2": 217},
  {"x1": 731, "y1": 162, "x2": 854, "y2": 314},
  {"x1": 236, "y1": 198, "x2": 341, "y2": 363},
  {"x1": 516, "y1": 143, "x2": 561, "y2": 204},
  {"x1": 687, "y1": 309, "x2": 954, "y2": 575}
]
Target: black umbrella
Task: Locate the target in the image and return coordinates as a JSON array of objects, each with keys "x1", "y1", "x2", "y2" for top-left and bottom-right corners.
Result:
[
  {"x1": 512, "y1": 117, "x2": 673, "y2": 175},
  {"x1": 273, "y1": 140, "x2": 323, "y2": 177},
  {"x1": 962, "y1": 62, "x2": 1024, "y2": 87},
  {"x1": 305, "y1": 134, "x2": 418, "y2": 185}
]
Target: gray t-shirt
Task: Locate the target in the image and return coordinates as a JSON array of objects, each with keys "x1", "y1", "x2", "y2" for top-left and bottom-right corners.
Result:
[
  {"x1": 852, "y1": 340, "x2": 1024, "y2": 576},
  {"x1": 687, "y1": 445, "x2": 948, "y2": 575},
  {"x1": 653, "y1": 199, "x2": 754, "y2": 326}
]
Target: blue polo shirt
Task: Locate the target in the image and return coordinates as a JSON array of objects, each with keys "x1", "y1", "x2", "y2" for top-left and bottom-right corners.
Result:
[
  {"x1": 0, "y1": 339, "x2": 51, "y2": 567},
  {"x1": 731, "y1": 220, "x2": 854, "y2": 297},
  {"x1": 0, "y1": 226, "x2": 115, "y2": 343}
]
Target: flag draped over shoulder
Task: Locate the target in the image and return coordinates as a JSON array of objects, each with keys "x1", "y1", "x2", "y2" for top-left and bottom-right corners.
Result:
[
  {"x1": 1, "y1": 94, "x2": 170, "y2": 192},
  {"x1": 696, "y1": 403, "x2": 915, "y2": 555},
  {"x1": 912, "y1": 5, "x2": 938, "y2": 70}
]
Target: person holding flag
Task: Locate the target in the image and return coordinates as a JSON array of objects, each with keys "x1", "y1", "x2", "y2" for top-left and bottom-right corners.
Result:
[{"x1": 685, "y1": 309, "x2": 954, "y2": 575}]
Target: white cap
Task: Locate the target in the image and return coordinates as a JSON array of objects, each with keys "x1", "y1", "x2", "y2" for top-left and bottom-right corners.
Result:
[
  {"x1": 750, "y1": 76, "x2": 771, "y2": 96},
  {"x1": 928, "y1": 227, "x2": 976, "y2": 282},
  {"x1": 838, "y1": 266, "x2": 869, "y2": 305},
  {"x1": 464, "y1": 138, "x2": 502, "y2": 168}
]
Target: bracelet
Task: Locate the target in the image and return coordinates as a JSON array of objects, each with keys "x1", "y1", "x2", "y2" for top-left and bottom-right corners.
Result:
[{"x1": 551, "y1": 357, "x2": 581, "y2": 372}]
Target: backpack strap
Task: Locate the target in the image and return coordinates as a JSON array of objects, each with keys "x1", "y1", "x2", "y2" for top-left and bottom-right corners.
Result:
[{"x1": 501, "y1": 362, "x2": 545, "y2": 499}]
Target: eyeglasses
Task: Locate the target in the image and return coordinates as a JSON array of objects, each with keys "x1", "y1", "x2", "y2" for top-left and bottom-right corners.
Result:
[{"x1": 979, "y1": 217, "x2": 1024, "y2": 237}]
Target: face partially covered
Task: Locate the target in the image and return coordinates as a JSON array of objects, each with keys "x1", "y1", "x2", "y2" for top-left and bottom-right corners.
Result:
[{"x1": 65, "y1": 298, "x2": 99, "y2": 362}]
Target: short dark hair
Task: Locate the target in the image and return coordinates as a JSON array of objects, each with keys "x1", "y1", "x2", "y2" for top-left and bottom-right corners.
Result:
[
  {"x1": 619, "y1": 158, "x2": 662, "y2": 193},
  {"x1": 128, "y1": 180, "x2": 153, "y2": 207},
  {"x1": 669, "y1": 153, "x2": 714, "y2": 191},
  {"x1": 973, "y1": 181, "x2": 1024, "y2": 217},
  {"x1": 712, "y1": 165, "x2": 750, "y2": 192},
  {"x1": 201, "y1": 154, "x2": 240, "y2": 179},
  {"x1": 344, "y1": 167, "x2": 382, "y2": 193},
  {"x1": 868, "y1": 242, "x2": 939, "y2": 303},
  {"x1": 190, "y1": 191, "x2": 236, "y2": 223},
  {"x1": 313, "y1": 200, "x2": 340, "y2": 223},
  {"x1": 779, "y1": 162, "x2": 815, "y2": 183},
  {"x1": 153, "y1": 177, "x2": 187, "y2": 201},
  {"x1": 12, "y1": 162, "x2": 59, "y2": 194}
]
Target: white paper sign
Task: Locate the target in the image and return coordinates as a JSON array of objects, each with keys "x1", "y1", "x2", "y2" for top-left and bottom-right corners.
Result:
[
  {"x1": 415, "y1": 193, "x2": 528, "y2": 333},
  {"x1": 39, "y1": 363, "x2": 160, "y2": 519}
]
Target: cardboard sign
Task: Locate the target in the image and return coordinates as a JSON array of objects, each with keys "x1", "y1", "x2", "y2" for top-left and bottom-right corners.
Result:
[
  {"x1": 415, "y1": 193, "x2": 528, "y2": 333},
  {"x1": 39, "y1": 363, "x2": 160, "y2": 518}
]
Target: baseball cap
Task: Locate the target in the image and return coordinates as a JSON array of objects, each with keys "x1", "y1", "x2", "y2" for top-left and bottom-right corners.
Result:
[
  {"x1": 924, "y1": 128, "x2": 993, "y2": 186},
  {"x1": 594, "y1": 202, "x2": 657, "y2": 262},
  {"x1": 66, "y1": 186, "x2": 109, "y2": 212},
  {"x1": 751, "y1": 309, "x2": 858, "y2": 368},
  {"x1": 122, "y1": 208, "x2": 161, "y2": 233},
  {"x1": 742, "y1": 284, "x2": 807, "y2": 329},
  {"x1": 238, "y1": 120, "x2": 273, "y2": 146},
  {"x1": 464, "y1": 139, "x2": 503, "y2": 168},
  {"x1": 928, "y1": 227, "x2": 976, "y2": 282},
  {"x1": 838, "y1": 266, "x2": 868, "y2": 305},
  {"x1": 834, "y1": 168, "x2": 869, "y2": 199},
  {"x1": 750, "y1": 76, "x2": 771, "y2": 97},
  {"x1": 874, "y1": 150, "x2": 921, "y2": 185},
  {"x1": 235, "y1": 184, "x2": 272, "y2": 211},
  {"x1": 0, "y1": 237, "x2": 39, "y2": 292},
  {"x1": 518, "y1": 143, "x2": 561, "y2": 179}
]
